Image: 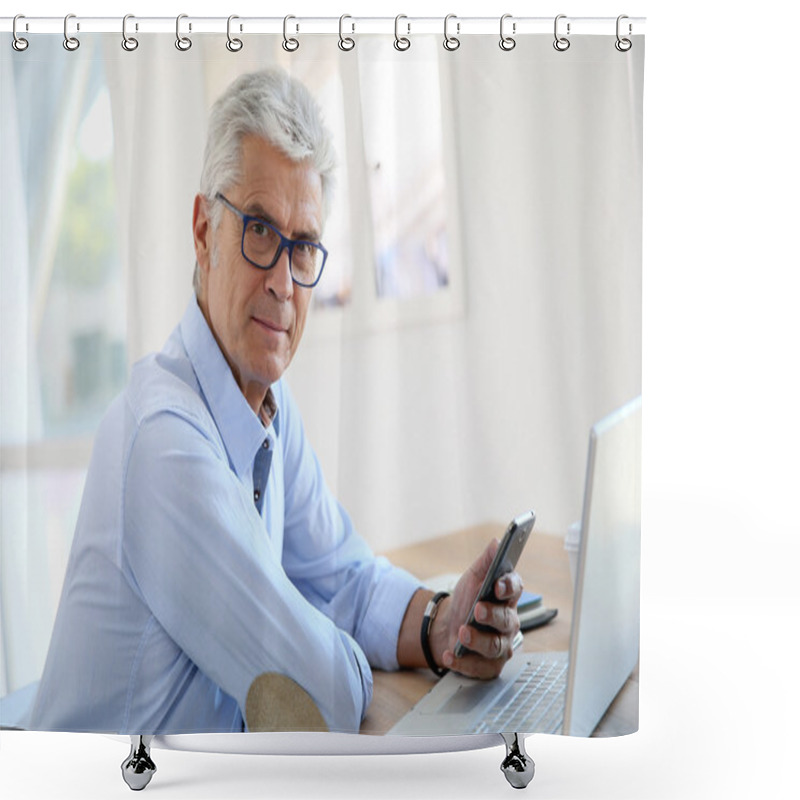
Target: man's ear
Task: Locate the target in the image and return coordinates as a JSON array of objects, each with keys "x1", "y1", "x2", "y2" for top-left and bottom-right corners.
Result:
[{"x1": 192, "y1": 193, "x2": 212, "y2": 277}]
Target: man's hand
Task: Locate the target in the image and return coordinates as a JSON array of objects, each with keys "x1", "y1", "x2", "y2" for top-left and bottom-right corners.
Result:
[{"x1": 430, "y1": 539, "x2": 523, "y2": 679}]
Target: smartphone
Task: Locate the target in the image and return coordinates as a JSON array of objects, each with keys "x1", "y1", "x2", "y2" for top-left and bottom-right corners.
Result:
[{"x1": 453, "y1": 510, "x2": 535, "y2": 659}]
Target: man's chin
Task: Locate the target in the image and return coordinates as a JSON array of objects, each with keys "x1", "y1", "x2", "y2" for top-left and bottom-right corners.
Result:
[{"x1": 256, "y1": 356, "x2": 290, "y2": 387}]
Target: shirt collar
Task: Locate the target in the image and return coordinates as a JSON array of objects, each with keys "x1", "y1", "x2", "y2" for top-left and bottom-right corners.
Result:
[{"x1": 180, "y1": 298, "x2": 280, "y2": 480}]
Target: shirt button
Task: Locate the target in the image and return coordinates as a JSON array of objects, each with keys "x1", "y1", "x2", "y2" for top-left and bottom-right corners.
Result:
[
  {"x1": 254, "y1": 490, "x2": 261, "y2": 502},
  {"x1": 263, "y1": 440, "x2": 270, "y2": 449}
]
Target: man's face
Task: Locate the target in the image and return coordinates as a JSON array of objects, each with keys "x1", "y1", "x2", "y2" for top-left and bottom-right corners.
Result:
[{"x1": 194, "y1": 135, "x2": 323, "y2": 412}]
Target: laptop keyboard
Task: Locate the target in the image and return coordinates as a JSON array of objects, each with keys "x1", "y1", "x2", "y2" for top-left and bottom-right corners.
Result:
[{"x1": 470, "y1": 655, "x2": 568, "y2": 735}]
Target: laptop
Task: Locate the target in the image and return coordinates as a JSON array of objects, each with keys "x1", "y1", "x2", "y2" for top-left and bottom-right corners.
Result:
[{"x1": 389, "y1": 396, "x2": 641, "y2": 737}]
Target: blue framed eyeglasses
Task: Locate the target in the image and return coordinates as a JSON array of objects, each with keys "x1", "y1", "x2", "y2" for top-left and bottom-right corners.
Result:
[{"x1": 215, "y1": 193, "x2": 328, "y2": 288}]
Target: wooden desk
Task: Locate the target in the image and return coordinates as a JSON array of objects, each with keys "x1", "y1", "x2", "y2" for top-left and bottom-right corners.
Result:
[{"x1": 362, "y1": 523, "x2": 638, "y2": 737}]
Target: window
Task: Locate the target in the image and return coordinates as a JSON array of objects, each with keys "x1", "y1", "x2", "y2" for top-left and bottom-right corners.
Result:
[
  {"x1": 1, "y1": 42, "x2": 124, "y2": 692},
  {"x1": 280, "y1": 39, "x2": 459, "y2": 320},
  {"x1": 38, "y1": 81, "x2": 126, "y2": 436},
  {"x1": 4, "y1": 47, "x2": 126, "y2": 442},
  {"x1": 357, "y1": 41, "x2": 451, "y2": 301}
]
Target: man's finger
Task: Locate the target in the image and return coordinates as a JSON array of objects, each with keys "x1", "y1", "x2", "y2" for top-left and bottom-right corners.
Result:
[
  {"x1": 456, "y1": 625, "x2": 515, "y2": 662},
  {"x1": 494, "y1": 572, "x2": 524, "y2": 603},
  {"x1": 474, "y1": 602, "x2": 518, "y2": 634}
]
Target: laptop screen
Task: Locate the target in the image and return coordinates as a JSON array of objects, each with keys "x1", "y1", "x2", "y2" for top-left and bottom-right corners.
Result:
[{"x1": 563, "y1": 396, "x2": 642, "y2": 737}]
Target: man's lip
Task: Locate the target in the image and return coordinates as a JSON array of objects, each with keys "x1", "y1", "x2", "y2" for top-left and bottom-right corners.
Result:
[{"x1": 252, "y1": 316, "x2": 288, "y2": 334}]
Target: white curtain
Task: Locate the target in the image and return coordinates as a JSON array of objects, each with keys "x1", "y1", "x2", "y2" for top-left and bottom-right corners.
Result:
[{"x1": 1, "y1": 32, "x2": 642, "y2": 694}]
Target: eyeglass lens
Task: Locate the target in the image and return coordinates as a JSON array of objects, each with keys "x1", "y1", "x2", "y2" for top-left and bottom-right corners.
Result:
[{"x1": 244, "y1": 218, "x2": 323, "y2": 286}]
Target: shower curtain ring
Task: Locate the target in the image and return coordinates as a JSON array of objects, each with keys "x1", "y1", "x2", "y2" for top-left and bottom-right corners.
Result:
[
  {"x1": 499, "y1": 14, "x2": 516, "y2": 51},
  {"x1": 12, "y1": 15, "x2": 29, "y2": 51},
  {"x1": 443, "y1": 14, "x2": 460, "y2": 51},
  {"x1": 338, "y1": 14, "x2": 355, "y2": 51},
  {"x1": 615, "y1": 15, "x2": 632, "y2": 51},
  {"x1": 63, "y1": 13, "x2": 80, "y2": 51},
  {"x1": 122, "y1": 14, "x2": 139, "y2": 51},
  {"x1": 553, "y1": 14, "x2": 570, "y2": 51},
  {"x1": 226, "y1": 15, "x2": 243, "y2": 51},
  {"x1": 283, "y1": 15, "x2": 299, "y2": 51},
  {"x1": 394, "y1": 15, "x2": 411, "y2": 51},
  {"x1": 176, "y1": 14, "x2": 192, "y2": 50}
]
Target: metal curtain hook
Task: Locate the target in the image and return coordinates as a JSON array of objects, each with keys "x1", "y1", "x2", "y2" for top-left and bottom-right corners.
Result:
[
  {"x1": 338, "y1": 14, "x2": 355, "y2": 51},
  {"x1": 283, "y1": 15, "x2": 299, "y2": 51},
  {"x1": 12, "y1": 14, "x2": 29, "y2": 51},
  {"x1": 615, "y1": 14, "x2": 632, "y2": 51},
  {"x1": 554, "y1": 14, "x2": 570, "y2": 51},
  {"x1": 394, "y1": 14, "x2": 411, "y2": 51},
  {"x1": 63, "y1": 13, "x2": 80, "y2": 51},
  {"x1": 227, "y1": 15, "x2": 243, "y2": 52},
  {"x1": 499, "y1": 14, "x2": 516, "y2": 51},
  {"x1": 443, "y1": 14, "x2": 460, "y2": 51},
  {"x1": 176, "y1": 14, "x2": 192, "y2": 51},
  {"x1": 122, "y1": 14, "x2": 139, "y2": 51}
]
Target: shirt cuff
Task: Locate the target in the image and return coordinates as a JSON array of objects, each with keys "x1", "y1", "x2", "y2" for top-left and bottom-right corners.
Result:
[{"x1": 358, "y1": 558, "x2": 422, "y2": 672}]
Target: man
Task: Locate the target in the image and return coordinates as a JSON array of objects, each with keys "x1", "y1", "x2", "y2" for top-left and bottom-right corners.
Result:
[{"x1": 30, "y1": 68, "x2": 522, "y2": 735}]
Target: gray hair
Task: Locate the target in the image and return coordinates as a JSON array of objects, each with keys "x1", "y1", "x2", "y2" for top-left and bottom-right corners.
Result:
[{"x1": 194, "y1": 67, "x2": 337, "y2": 295}]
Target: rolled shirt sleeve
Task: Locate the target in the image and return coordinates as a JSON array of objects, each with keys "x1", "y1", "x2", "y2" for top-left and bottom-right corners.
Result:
[
  {"x1": 122, "y1": 406, "x2": 372, "y2": 733},
  {"x1": 276, "y1": 380, "x2": 420, "y2": 672}
]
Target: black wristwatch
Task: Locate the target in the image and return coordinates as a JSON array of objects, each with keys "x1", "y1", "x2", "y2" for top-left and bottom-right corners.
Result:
[{"x1": 420, "y1": 591, "x2": 450, "y2": 677}]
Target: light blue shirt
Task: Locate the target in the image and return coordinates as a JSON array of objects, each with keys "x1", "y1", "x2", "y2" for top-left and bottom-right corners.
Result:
[{"x1": 30, "y1": 299, "x2": 420, "y2": 734}]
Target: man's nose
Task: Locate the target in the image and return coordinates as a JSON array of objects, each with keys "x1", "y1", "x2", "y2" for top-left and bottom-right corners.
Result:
[{"x1": 264, "y1": 246, "x2": 293, "y2": 300}]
